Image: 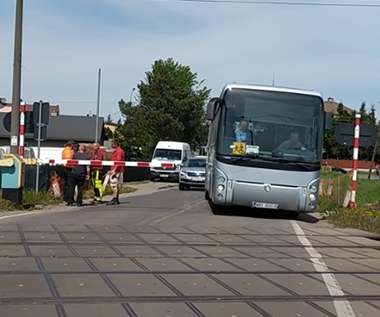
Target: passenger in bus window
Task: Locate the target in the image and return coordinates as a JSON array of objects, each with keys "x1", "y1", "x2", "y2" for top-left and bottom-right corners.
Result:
[
  {"x1": 277, "y1": 130, "x2": 306, "y2": 151},
  {"x1": 234, "y1": 120, "x2": 254, "y2": 144}
]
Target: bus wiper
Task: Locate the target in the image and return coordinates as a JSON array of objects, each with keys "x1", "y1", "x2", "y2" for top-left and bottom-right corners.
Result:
[
  {"x1": 228, "y1": 154, "x2": 276, "y2": 163},
  {"x1": 230, "y1": 156, "x2": 254, "y2": 163},
  {"x1": 227, "y1": 155, "x2": 317, "y2": 170},
  {"x1": 281, "y1": 160, "x2": 319, "y2": 171}
]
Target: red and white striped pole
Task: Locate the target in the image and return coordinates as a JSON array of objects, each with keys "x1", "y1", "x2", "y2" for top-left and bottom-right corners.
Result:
[
  {"x1": 18, "y1": 101, "x2": 26, "y2": 158},
  {"x1": 349, "y1": 113, "x2": 361, "y2": 209}
]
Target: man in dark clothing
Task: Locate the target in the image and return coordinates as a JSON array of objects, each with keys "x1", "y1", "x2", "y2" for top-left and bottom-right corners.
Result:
[
  {"x1": 67, "y1": 144, "x2": 90, "y2": 207},
  {"x1": 61, "y1": 140, "x2": 75, "y2": 204}
]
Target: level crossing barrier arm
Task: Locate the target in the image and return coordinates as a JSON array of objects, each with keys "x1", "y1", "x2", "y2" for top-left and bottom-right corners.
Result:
[{"x1": 37, "y1": 159, "x2": 174, "y2": 169}]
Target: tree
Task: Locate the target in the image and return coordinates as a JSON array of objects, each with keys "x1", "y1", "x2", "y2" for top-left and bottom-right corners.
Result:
[
  {"x1": 104, "y1": 127, "x2": 114, "y2": 140},
  {"x1": 323, "y1": 101, "x2": 378, "y2": 160},
  {"x1": 105, "y1": 114, "x2": 113, "y2": 124},
  {"x1": 116, "y1": 58, "x2": 210, "y2": 159}
]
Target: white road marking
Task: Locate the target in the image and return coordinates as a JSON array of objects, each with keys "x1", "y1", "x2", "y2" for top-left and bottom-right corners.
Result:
[
  {"x1": 137, "y1": 198, "x2": 204, "y2": 226},
  {"x1": 291, "y1": 221, "x2": 356, "y2": 317},
  {"x1": 0, "y1": 210, "x2": 47, "y2": 221},
  {"x1": 149, "y1": 199, "x2": 205, "y2": 225}
]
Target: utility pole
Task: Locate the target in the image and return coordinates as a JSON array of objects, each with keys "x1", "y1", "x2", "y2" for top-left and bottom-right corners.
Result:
[
  {"x1": 10, "y1": 0, "x2": 23, "y2": 154},
  {"x1": 95, "y1": 68, "x2": 101, "y2": 143}
]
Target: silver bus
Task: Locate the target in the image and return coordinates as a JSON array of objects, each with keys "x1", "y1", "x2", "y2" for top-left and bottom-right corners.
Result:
[{"x1": 205, "y1": 84, "x2": 330, "y2": 213}]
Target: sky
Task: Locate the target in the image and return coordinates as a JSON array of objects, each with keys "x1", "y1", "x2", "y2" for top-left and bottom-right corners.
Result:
[{"x1": 1, "y1": 0, "x2": 380, "y2": 122}]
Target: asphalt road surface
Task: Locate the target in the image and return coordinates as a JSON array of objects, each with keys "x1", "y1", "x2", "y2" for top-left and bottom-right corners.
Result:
[{"x1": 0, "y1": 183, "x2": 379, "y2": 317}]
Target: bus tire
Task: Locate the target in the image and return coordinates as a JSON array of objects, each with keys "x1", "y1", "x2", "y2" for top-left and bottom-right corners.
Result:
[{"x1": 208, "y1": 199, "x2": 226, "y2": 215}]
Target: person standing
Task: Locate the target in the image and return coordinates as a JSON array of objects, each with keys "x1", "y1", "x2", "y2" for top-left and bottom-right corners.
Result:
[
  {"x1": 61, "y1": 140, "x2": 74, "y2": 204},
  {"x1": 107, "y1": 140, "x2": 125, "y2": 205},
  {"x1": 91, "y1": 143, "x2": 104, "y2": 203},
  {"x1": 67, "y1": 144, "x2": 90, "y2": 207}
]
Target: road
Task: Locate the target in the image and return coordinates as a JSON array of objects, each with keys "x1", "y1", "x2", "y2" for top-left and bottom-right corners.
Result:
[{"x1": 0, "y1": 182, "x2": 379, "y2": 317}]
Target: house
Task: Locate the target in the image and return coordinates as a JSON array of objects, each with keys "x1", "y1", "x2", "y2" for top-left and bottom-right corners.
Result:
[
  {"x1": 0, "y1": 102, "x2": 60, "y2": 116},
  {"x1": 0, "y1": 113, "x2": 105, "y2": 160},
  {"x1": 104, "y1": 122, "x2": 118, "y2": 135},
  {"x1": 324, "y1": 97, "x2": 354, "y2": 114}
]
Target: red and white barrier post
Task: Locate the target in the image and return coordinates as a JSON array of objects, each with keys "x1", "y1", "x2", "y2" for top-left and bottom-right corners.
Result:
[
  {"x1": 349, "y1": 113, "x2": 361, "y2": 210},
  {"x1": 18, "y1": 101, "x2": 26, "y2": 158}
]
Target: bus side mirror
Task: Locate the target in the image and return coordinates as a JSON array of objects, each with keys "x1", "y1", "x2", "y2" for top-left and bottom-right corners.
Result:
[
  {"x1": 324, "y1": 112, "x2": 331, "y2": 130},
  {"x1": 206, "y1": 97, "x2": 221, "y2": 121}
]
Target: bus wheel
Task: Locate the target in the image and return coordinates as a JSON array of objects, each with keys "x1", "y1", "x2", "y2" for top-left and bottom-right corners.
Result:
[{"x1": 208, "y1": 199, "x2": 226, "y2": 215}]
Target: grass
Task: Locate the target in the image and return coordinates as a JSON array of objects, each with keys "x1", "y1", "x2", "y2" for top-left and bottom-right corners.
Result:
[
  {"x1": 317, "y1": 172, "x2": 380, "y2": 234},
  {"x1": 0, "y1": 182, "x2": 141, "y2": 212},
  {"x1": 0, "y1": 189, "x2": 62, "y2": 212}
]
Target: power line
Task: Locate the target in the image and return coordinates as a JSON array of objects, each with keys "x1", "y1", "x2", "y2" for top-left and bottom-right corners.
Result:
[
  {"x1": 49, "y1": 101, "x2": 120, "y2": 104},
  {"x1": 151, "y1": 0, "x2": 380, "y2": 8}
]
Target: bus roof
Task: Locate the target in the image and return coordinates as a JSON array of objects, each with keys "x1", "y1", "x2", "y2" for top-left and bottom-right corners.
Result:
[{"x1": 221, "y1": 83, "x2": 323, "y2": 99}]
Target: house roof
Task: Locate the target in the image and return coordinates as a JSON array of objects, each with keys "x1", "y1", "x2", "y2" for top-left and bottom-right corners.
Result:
[
  {"x1": 324, "y1": 98, "x2": 354, "y2": 114},
  {"x1": 0, "y1": 103, "x2": 60, "y2": 115},
  {"x1": 0, "y1": 114, "x2": 104, "y2": 142}
]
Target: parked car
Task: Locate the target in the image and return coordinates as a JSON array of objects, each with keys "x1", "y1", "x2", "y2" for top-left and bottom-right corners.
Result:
[{"x1": 179, "y1": 156, "x2": 206, "y2": 190}]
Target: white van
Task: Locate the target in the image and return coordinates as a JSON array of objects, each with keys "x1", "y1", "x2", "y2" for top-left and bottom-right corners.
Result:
[{"x1": 150, "y1": 141, "x2": 192, "y2": 181}]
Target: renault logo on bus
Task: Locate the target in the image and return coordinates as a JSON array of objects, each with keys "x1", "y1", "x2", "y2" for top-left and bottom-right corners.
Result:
[{"x1": 264, "y1": 184, "x2": 272, "y2": 192}]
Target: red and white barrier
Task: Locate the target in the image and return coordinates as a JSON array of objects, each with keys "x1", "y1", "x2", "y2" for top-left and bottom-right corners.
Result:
[
  {"x1": 18, "y1": 102, "x2": 26, "y2": 158},
  {"x1": 37, "y1": 158, "x2": 175, "y2": 168},
  {"x1": 349, "y1": 113, "x2": 361, "y2": 210}
]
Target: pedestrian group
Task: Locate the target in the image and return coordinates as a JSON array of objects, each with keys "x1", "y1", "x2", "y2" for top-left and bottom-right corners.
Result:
[{"x1": 61, "y1": 139, "x2": 125, "y2": 207}]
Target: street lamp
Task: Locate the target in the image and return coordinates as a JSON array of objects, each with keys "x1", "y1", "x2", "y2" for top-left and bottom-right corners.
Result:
[{"x1": 130, "y1": 87, "x2": 136, "y2": 105}]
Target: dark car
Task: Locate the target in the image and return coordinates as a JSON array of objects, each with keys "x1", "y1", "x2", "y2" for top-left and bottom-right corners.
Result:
[{"x1": 179, "y1": 156, "x2": 206, "y2": 190}]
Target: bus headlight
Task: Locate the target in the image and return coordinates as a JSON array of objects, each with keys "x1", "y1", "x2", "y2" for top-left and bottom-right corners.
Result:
[
  {"x1": 217, "y1": 194, "x2": 224, "y2": 200},
  {"x1": 309, "y1": 185, "x2": 318, "y2": 193},
  {"x1": 218, "y1": 176, "x2": 226, "y2": 184},
  {"x1": 309, "y1": 193, "x2": 316, "y2": 201},
  {"x1": 217, "y1": 184, "x2": 225, "y2": 192}
]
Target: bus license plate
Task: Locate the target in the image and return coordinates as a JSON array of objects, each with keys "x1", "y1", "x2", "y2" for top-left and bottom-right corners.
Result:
[{"x1": 252, "y1": 201, "x2": 279, "y2": 209}]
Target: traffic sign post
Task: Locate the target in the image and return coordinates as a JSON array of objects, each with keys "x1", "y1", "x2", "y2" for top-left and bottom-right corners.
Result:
[
  {"x1": 334, "y1": 116, "x2": 378, "y2": 210},
  {"x1": 34, "y1": 101, "x2": 49, "y2": 192}
]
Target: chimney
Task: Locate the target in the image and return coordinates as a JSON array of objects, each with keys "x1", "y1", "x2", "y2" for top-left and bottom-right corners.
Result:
[{"x1": 327, "y1": 97, "x2": 334, "y2": 102}]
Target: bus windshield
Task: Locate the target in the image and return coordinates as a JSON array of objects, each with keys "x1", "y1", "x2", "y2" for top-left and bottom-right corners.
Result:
[{"x1": 217, "y1": 88, "x2": 324, "y2": 164}]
